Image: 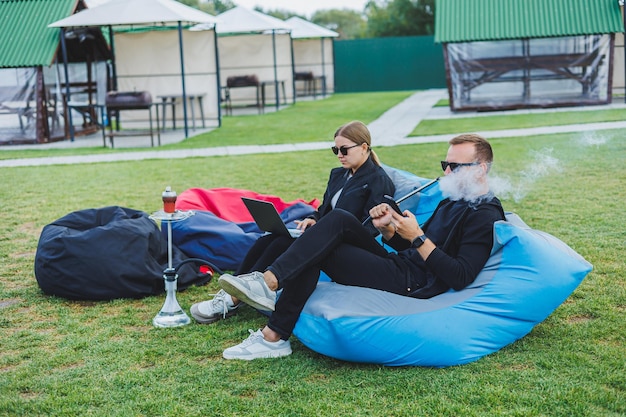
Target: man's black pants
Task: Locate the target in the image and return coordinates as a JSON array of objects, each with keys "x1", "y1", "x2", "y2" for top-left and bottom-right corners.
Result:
[{"x1": 266, "y1": 209, "x2": 422, "y2": 340}]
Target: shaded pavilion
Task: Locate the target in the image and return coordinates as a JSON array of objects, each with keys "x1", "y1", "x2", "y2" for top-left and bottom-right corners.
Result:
[
  {"x1": 50, "y1": 0, "x2": 219, "y2": 138},
  {"x1": 0, "y1": 0, "x2": 111, "y2": 144},
  {"x1": 435, "y1": 0, "x2": 624, "y2": 111},
  {"x1": 285, "y1": 16, "x2": 338, "y2": 97},
  {"x1": 215, "y1": 7, "x2": 293, "y2": 111}
]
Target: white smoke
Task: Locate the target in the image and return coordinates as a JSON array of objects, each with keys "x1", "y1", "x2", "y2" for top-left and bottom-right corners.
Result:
[
  {"x1": 439, "y1": 165, "x2": 489, "y2": 203},
  {"x1": 489, "y1": 148, "x2": 562, "y2": 203},
  {"x1": 578, "y1": 132, "x2": 609, "y2": 147}
]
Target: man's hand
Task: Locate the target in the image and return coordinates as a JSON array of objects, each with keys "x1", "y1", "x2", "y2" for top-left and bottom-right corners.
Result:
[
  {"x1": 389, "y1": 210, "x2": 422, "y2": 243},
  {"x1": 391, "y1": 209, "x2": 434, "y2": 260}
]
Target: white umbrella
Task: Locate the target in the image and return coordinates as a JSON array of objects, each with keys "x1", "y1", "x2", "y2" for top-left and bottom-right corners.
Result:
[
  {"x1": 49, "y1": 0, "x2": 216, "y2": 28},
  {"x1": 285, "y1": 16, "x2": 338, "y2": 39},
  {"x1": 49, "y1": 0, "x2": 218, "y2": 138},
  {"x1": 215, "y1": 6, "x2": 290, "y2": 35}
]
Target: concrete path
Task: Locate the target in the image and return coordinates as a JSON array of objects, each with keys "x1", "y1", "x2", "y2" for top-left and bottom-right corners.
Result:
[
  {"x1": 1, "y1": 89, "x2": 625, "y2": 168},
  {"x1": 368, "y1": 89, "x2": 444, "y2": 146}
]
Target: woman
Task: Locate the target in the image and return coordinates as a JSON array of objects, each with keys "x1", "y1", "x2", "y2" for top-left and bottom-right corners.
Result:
[{"x1": 190, "y1": 120, "x2": 395, "y2": 324}]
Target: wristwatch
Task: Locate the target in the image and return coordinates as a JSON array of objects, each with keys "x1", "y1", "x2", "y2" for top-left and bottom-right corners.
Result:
[{"x1": 410, "y1": 234, "x2": 427, "y2": 248}]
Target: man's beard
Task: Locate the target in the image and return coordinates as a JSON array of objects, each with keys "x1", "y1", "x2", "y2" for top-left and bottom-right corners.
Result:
[{"x1": 438, "y1": 168, "x2": 487, "y2": 202}]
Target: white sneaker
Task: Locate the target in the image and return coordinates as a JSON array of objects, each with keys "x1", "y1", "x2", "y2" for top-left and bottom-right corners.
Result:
[
  {"x1": 190, "y1": 289, "x2": 241, "y2": 324},
  {"x1": 218, "y1": 271, "x2": 276, "y2": 312},
  {"x1": 223, "y1": 329, "x2": 292, "y2": 360}
]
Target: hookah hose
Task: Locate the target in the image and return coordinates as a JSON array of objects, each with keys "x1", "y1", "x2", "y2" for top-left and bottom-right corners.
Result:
[
  {"x1": 169, "y1": 257, "x2": 223, "y2": 279},
  {"x1": 362, "y1": 177, "x2": 440, "y2": 225}
]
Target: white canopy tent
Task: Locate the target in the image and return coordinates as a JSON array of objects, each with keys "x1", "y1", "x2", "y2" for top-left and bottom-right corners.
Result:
[
  {"x1": 49, "y1": 0, "x2": 220, "y2": 138},
  {"x1": 215, "y1": 7, "x2": 293, "y2": 111},
  {"x1": 286, "y1": 17, "x2": 338, "y2": 97}
]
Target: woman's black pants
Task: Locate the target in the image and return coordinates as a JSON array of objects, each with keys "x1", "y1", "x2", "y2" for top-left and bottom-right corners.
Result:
[
  {"x1": 266, "y1": 209, "x2": 416, "y2": 340},
  {"x1": 236, "y1": 234, "x2": 294, "y2": 275}
]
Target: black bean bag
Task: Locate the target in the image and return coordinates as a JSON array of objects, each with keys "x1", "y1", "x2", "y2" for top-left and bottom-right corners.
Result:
[{"x1": 34, "y1": 206, "x2": 212, "y2": 300}]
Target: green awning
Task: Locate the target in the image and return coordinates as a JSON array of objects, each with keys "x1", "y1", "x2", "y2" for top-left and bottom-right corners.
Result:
[
  {"x1": 435, "y1": 0, "x2": 624, "y2": 43},
  {"x1": 0, "y1": 0, "x2": 77, "y2": 68}
]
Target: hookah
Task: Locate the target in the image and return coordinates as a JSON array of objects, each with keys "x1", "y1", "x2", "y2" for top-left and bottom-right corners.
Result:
[
  {"x1": 361, "y1": 177, "x2": 440, "y2": 225},
  {"x1": 150, "y1": 186, "x2": 211, "y2": 328}
]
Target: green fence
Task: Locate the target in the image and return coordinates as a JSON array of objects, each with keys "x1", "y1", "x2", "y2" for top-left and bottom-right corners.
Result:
[{"x1": 334, "y1": 35, "x2": 446, "y2": 93}]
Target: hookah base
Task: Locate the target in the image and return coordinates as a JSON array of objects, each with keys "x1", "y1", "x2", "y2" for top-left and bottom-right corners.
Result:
[{"x1": 153, "y1": 311, "x2": 191, "y2": 328}]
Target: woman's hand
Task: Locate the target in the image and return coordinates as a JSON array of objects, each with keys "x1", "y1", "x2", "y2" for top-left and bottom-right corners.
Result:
[
  {"x1": 370, "y1": 203, "x2": 396, "y2": 239},
  {"x1": 295, "y1": 218, "x2": 316, "y2": 232}
]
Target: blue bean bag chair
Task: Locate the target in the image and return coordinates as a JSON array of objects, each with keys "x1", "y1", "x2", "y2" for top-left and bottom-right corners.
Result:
[{"x1": 292, "y1": 175, "x2": 592, "y2": 367}]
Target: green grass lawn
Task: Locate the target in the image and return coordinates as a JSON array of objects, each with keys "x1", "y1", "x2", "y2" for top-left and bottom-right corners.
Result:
[
  {"x1": 411, "y1": 108, "x2": 626, "y2": 136},
  {"x1": 0, "y1": 93, "x2": 625, "y2": 416}
]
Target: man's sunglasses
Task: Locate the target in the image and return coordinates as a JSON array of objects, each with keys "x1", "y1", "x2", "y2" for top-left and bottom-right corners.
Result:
[
  {"x1": 440, "y1": 161, "x2": 480, "y2": 172},
  {"x1": 331, "y1": 144, "x2": 360, "y2": 156}
]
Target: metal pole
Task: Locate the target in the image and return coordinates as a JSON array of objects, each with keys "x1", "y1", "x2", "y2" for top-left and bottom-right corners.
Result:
[
  {"x1": 623, "y1": 1, "x2": 626, "y2": 103},
  {"x1": 321, "y1": 37, "x2": 327, "y2": 96},
  {"x1": 108, "y1": 25, "x2": 117, "y2": 91},
  {"x1": 272, "y1": 30, "x2": 279, "y2": 112},
  {"x1": 178, "y1": 22, "x2": 189, "y2": 138},
  {"x1": 108, "y1": 25, "x2": 119, "y2": 130},
  {"x1": 290, "y1": 36, "x2": 296, "y2": 104},
  {"x1": 167, "y1": 219, "x2": 173, "y2": 270},
  {"x1": 213, "y1": 25, "x2": 222, "y2": 127},
  {"x1": 60, "y1": 28, "x2": 75, "y2": 141}
]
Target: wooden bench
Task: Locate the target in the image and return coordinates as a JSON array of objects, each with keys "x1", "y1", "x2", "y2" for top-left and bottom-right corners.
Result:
[
  {"x1": 0, "y1": 86, "x2": 35, "y2": 132},
  {"x1": 61, "y1": 81, "x2": 101, "y2": 139},
  {"x1": 452, "y1": 51, "x2": 602, "y2": 99}
]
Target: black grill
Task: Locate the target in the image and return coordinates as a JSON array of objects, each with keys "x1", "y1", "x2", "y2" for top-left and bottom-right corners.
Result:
[
  {"x1": 105, "y1": 91, "x2": 152, "y2": 110},
  {"x1": 226, "y1": 75, "x2": 259, "y2": 88}
]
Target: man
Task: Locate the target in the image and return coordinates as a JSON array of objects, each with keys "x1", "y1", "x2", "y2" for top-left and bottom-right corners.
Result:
[{"x1": 218, "y1": 133, "x2": 506, "y2": 360}]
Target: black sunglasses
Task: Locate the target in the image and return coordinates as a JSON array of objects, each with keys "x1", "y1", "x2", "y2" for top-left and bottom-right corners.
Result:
[
  {"x1": 440, "y1": 161, "x2": 480, "y2": 172},
  {"x1": 332, "y1": 144, "x2": 360, "y2": 156}
]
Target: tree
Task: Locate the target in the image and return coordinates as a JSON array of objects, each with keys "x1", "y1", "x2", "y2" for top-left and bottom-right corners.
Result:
[
  {"x1": 366, "y1": 0, "x2": 435, "y2": 37},
  {"x1": 198, "y1": 0, "x2": 235, "y2": 15},
  {"x1": 253, "y1": 8, "x2": 306, "y2": 21},
  {"x1": 311, "y1": 9, "x2": 367, "y2": 40},
  {"x1": 177, "y1": 0, "x2": 200, "y2": 8}
]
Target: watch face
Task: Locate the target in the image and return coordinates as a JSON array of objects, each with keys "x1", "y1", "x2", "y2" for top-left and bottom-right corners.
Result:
[{"x1": 412, "y1": 235, "x2": 425, "y2": 248}]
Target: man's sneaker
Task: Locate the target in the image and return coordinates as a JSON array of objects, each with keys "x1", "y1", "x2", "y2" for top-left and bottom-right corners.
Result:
[
  {"x1": 218, "y1": 271, "x2": 276, "y2": 312},
  {"x1": 190, "y1": 289, "x2": 241, "y2": 324},
  {"x1": 223, "y1": 329, "x2": 292, "y2": 360}
]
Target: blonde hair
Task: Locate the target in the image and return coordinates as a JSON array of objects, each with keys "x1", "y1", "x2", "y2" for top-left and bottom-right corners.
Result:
[{"x1": 334, "y1": 120, "x2": 381, "y2": 166}]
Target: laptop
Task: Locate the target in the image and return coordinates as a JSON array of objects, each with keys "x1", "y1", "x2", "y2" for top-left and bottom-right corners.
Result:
[{"x1": 241, "y1": 197, "x2": 303, "y2": 238}]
